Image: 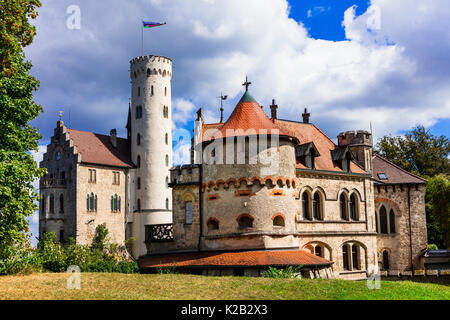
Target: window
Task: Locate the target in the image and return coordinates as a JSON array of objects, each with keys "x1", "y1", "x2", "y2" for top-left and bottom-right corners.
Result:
[
  {"x1": 389, "y1": 209, "x2": 396, "y2": 233},
  {"x1": 237, "y1": 215, "x2": 253, "y2": 229},
  {"x1": 147, "y1": 68, "x2": 151, "y2": 77},
  {"x1": 352, "y1": 245, "x2": 360, "y2": 270},
  {"x1": 166, "y1": 176, "x2": 169, "y2": 188},
  {"x1": 166, "y1": 198, "x2": 169, "y2": 209},
  {"x1": 87, "y1": 193, "x2": 97, "y2": 212},
  {"x1": 137, "y1": 177, "x2": 141, "y2": 190},
  {"x1": 165, "y1": 133, "x2": 168, "y2": 145},
  {"x1": 111, "y1": 194, "x2": 121, "y2": 212},
  {"x1": 88, "y1": 169, "x2": 96, "y2": 183},
  {"x1": 382, "y1": 250, "x2": 390, "y2": 270},
  {"x1": 164, "y1": 87, "x2": 167, "y2": 96},
  {"x1": 137, "y1": 155, "x2": 141, "y2": 168},
  {"x1": 379, "y1": 206, "x2": 388, "y2": 234},
  {"x1": 59, "y1": 229, "x2": 64, "y2": 243},
  {"x1": 343, "y1": 244, "x2": 350, "y2": 271},
  {"x1": 377, "y1": 173, "x2": 387, "y2": 180},
  {"x1": 273, "y1": 215, "x2": 285, "y2": 227},
  {"x1": 340, "y1": 194, "x2": 348, "y2": 220},
  {"x1": 138, "y1": 87, "x2": 140, "y2": 96},
  {"x1": 306, "y1": 154, "x2": 314, "y2": 169},
  {"x1": 349, "y1": 194, "x2": 358, "y2": 220},
  {"x1": 113, "y1": 171, "x2": 120, "y2": 185},
  {"x1": 137, "y1": 133, "x2": 141, "y2": 146},
  {"x1": 163, "y1": 106, "x2": 169, "y2": 118},
  {"x1": 137, "y1": 199, "x2": 141, "y2": 211},
  {"x1": 59, "y1": 194, "x2": 64, "y2": 213},
  {"x1": 165, "y1": 154, "x2": 169, "y2": 167},
  {"x1": 314, "y1": 246, "x2": 323, "y2": 257},
  {"x1": 151, "y1": 85, "x2": 154, "y2": 96},
  {"x1": 49, "y1": 194, "x2": 54, "y2": 214},
  {"x1": 207, "y1": 218, "x2": 219, "y2": 231},
  {"x1": 136, "y1": 105, "x2": 143, "y2": 119},
  {"x1": 302, "y1": 192, "x2": 310, "y2": 220},
  {"x1": 313, "y1": 192, "x2": 322, "y2": 220},
  {"x1": 185, "y1": 202, "x2": 192, "y2": 225}
]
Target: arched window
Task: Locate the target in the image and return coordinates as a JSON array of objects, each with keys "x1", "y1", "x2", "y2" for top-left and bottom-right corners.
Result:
[
  {"x1": 349, "y1": 194, "x2": 357, "y2": 220},
  {"x1": 164, "y1": 87, "x2": 167, "y2": 96},
  {"x1": 237, "y1": 215, "x2": 253, "y2": 229},
  {"x1": 389, "y1": 209, "x2": 396, "y2": 233},
  {"x1": 42, "y1": 195, "x2": 46, "y2": 214},
  {"x1": 314, "y1": 245, "x2": 323, "y2": 257},
  {"x1": 273, "y1": 215, "x2": 285, "y2": 227},
  {"x1": 340, "y1": 194, "x2": 348, "y2": 220},
  {"x1": 165, "y1": 154, "x2": 169, "y2": 167},
  {"x1": 166, "y1": 198, "x2": 169, "y2": 209},
  {"x1": 137, "y1": 199, "x2": 141, "y2": 211},
  {"x1": 313, "y1": 192, "x2": 322, "y2": 220},
  {"x1": 165, "y1": 133, "x2": 168, "y2": 145},
  {"x1": 166, "y1": 176, "x2": 169, "y2": 188},
  {"x1": 49, "y1": 194, "x2": 54, "y2": 214},
  {"x1": 379, "y1": 206, "x2": 388, "y2": 234},
  {"x1": 59, "y1": 194, "x2": 64, "y2": 213},
  {"x1": 147, "y1": 68, "x2": 151, "y2": 77},
  {"x1": 343, "y1": 244, "x2": 350, "y2": 271},
  {"x1": 185, "y1": 201, "x2": 192, "y2": 224},
  {"x1": 352, "y1": 245, "x2": 360, "y2": 270},
  {"x1": 89, "y1": 193, "x2": 95, "y2": 212},
  {"x1": 137, "y1": 133, "x2": 141, "y2": 145},
  {"x1": 207, "y1": 218, "x2": 219, "y2": 231},
  {"x1": 112, "y1": 194, "x2": 118, "y2": 212},
  {"x1": 137, "y1": 155, "x2": 141, "y2": 168},
  {"x1": 302, "y1": 192, "x2": 310, "y2": 220},
  {"x1": 151, "y1": 85, "x2": 154, "y2": 96},
  {"x1": 382, "y1": 250, "x2": 390, "y2": 270},
  {"x1": 137, "y1": 177, "x2": 141, "y2": 190}
]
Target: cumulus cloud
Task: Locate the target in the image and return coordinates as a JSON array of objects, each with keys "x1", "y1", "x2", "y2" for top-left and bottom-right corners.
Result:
[{"x1": 25, "y1": 0, "x2": 450, "y2": 150}]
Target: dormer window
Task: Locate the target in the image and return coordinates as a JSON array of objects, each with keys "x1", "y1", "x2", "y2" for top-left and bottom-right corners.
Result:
[
  {"x1": 331, "y1": 146, "x2": 354, "y2": 173},
  {"x1": 295, "y1": 142, "x2": 320, "y2": 169},
  {"x1": 377, "y1": 172, "x2": 387, "y2": 180}
]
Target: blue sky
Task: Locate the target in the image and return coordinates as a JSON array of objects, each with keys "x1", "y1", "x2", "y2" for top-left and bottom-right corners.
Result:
[{"x1": 26, "y1": 0, "x2": 450, "y2": 244}]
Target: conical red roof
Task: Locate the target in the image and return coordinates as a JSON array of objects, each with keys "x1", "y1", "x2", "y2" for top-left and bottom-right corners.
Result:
[{"x1": 216, "y1": 91, "x2": 292, "y2": 140}]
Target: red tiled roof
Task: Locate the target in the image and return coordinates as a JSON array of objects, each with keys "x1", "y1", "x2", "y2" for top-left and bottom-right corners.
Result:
[
  {"x1": 275, "y1": 120, "x2": 367, "y2": 174},
  {"x1": 372, "y1": 154, "x2": 427, "y2": 184},
  {"x1": 201, "y1": 92, "x2": 294, "y2": 142},
  {"x1": 67, "y1": 128, "x2": 133, "y2": 168},
  {"x1": 139, "y1": 249, "x2": 333, "y2": 269}
]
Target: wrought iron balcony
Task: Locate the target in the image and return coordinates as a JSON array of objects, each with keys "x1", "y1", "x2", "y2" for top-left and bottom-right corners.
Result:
[{"x1": 40, "y1": 179, "x2": 68, "y2": 189}]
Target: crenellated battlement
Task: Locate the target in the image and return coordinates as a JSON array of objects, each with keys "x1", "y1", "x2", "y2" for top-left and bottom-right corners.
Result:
[
  {"x1": 337, "y1": 130, "x2": 372, "y2": 147},
  {"x1": 169, "y1": 164, "x2": 200, "y2": 186},
  {"x1": 130, "y1": 55, "x2": 172, "y2": 65},
  {"x1": 130, "y1": 55, "x2": 172, "y2": 80}
]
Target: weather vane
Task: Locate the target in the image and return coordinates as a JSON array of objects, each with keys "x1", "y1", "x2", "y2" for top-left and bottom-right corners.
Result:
[
  {"x1": 216, "y1": 93, "x2": 228, "y2": 123},
  {"x1": 242, "y1": 76, "x2": 251, "y2": 92}
]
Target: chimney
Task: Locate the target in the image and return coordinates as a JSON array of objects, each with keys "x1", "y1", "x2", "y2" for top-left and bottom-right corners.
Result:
[
  {"x1": 270, "y1": 99, "x2": 278, "y2": 120},
  {"x1": 110, "y1": 129, "x2": 117, "y2": 148},
  {"x1": 302, "y1": 108, "x2": 310, "y2": 124}
]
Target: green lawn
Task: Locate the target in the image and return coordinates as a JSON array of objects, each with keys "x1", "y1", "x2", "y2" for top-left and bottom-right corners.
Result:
[{"x1": 0, "y1": 273, "x2": 448, "y2": 300}]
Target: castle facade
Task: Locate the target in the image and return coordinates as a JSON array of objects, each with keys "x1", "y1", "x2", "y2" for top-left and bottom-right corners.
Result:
[{"x1": 39, "y1": 55, "x2": 427, "y2": 279}]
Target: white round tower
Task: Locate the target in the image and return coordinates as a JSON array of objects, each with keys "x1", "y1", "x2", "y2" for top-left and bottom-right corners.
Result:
[{"x1": 129, "y1": 55, "x2": 173, "y2": 256}]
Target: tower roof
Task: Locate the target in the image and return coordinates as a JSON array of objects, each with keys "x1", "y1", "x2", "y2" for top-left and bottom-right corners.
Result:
[{"x1": 204, "y1": 91, "x2": 294, "y2": 141}]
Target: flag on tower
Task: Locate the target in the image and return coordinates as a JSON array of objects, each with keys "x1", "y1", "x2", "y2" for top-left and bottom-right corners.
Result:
[{"x1": 143, "y1": 21, "x2": 166, "y2": 29}]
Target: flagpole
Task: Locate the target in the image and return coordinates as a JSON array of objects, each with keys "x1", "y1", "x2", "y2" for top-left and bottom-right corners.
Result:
[{"x1": 141, "y1": 21, "x2": 144, "y2": 56}]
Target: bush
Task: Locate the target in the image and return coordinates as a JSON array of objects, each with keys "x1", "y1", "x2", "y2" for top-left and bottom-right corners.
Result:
[
  {"x1": 261, "y1": 266, "x2": 303, "y2": 279},
  {"x1": 428, "y1": 244, "x2": 439, "y2": 250}
]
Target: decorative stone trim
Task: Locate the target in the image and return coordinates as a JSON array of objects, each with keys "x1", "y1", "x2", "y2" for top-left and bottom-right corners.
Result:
[
  {"x1": 379, "y1": 247, "x2": 392, "y2": 254},
  {"x1": 203, "y1": 176, "x2": 296, "y2": 192},
  {"x1": 375, "y1": 198, "x2": 401, "y2": 216}
]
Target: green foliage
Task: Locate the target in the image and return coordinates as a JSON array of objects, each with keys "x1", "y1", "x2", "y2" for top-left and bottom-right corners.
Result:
[
  {"x1": 0, "y1": 0, "x2": 45, "y2": 264},
  {"x1": 261, "y1": 265, "x2": 303, "y2": 278},
  {"x1": 375, "y1": 125, "x2": 449, "y2": 177},
  {"x1": 425, "y1": 175, "x2": 450, "y2": 249},
  {"x1": 427, "y1": 244, "x2": 439, "y2": 250},
  {"x1": 156, "y1": 266, "x2": 178, "y2": 274},
  {"x1": 91, "y1": 223, "x2": 109, "y2": 251}
]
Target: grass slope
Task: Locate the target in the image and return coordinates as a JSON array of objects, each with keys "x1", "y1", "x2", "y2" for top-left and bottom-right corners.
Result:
[{"x1": 0, "y1": 273, "x2": 449, "y2": 300}]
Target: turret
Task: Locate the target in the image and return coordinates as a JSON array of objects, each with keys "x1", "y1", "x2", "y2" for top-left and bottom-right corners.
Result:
[{"x1": 337, "y1": 130, "x2": 373, "y2": 173}]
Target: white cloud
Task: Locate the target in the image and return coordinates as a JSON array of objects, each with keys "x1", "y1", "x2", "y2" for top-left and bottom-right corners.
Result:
[{"x1": 25, "y1": 0, "x2": 450, "y2": 149}]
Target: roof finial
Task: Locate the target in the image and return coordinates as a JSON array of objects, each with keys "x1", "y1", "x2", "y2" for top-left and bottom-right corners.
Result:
[
  {"x1": 217, "y1": 92, "x2": 228, "y2": 123},
  {"x1": 242, "y1": 75, "x2": 251, "y2": 92},
  {"x1": 58, "y1": 110, "x2": 63, "y2": 121}
]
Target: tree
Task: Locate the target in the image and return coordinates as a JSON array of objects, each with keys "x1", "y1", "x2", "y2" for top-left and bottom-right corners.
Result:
[
  {"x1": 0, "y1": 0, "x2": 44, "y2": 263},
  {"x1": 375, "y1": 125, "x2": 449, "y2": 177},
  {"x1": 426, "y1": 175, "x2": 450, "y2": 249}
]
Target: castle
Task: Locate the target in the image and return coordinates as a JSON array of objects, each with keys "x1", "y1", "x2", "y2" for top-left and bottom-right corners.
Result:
[{"x1": 39, "y1": 55, "x2": 428, "y2": 279}]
